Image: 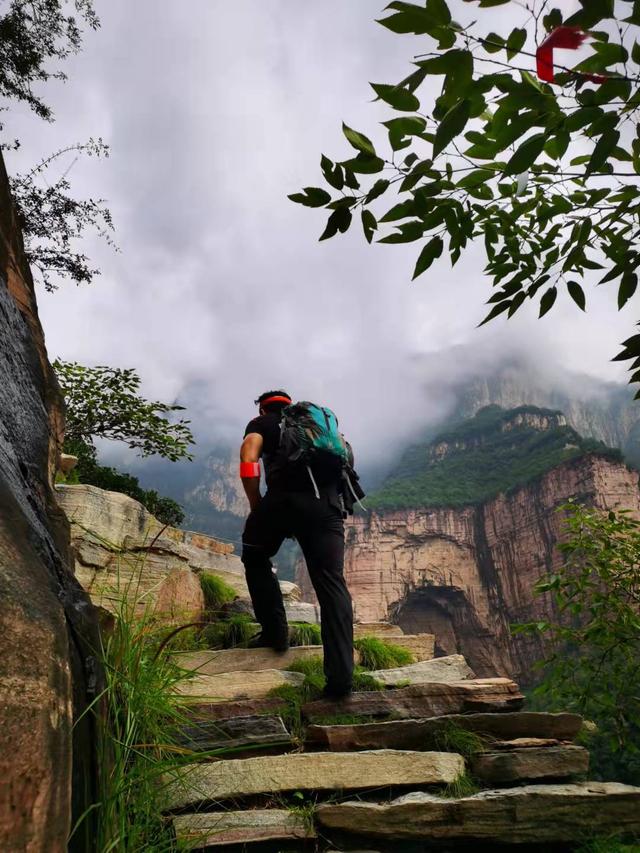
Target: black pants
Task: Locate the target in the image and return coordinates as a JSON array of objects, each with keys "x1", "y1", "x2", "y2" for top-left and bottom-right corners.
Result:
[{"x1": 241, "y1": 488, "x2": 354, "y2": 692}]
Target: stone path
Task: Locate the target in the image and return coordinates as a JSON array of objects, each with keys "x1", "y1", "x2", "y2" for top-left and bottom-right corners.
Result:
[{"x1": 161, "y1": 620, "x2": 640, "y2": 850}]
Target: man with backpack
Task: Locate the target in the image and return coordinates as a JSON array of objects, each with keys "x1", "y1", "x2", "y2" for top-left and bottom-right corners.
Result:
[{"x1": 239, "y1": 389, "x2": 363, "y2": 700}]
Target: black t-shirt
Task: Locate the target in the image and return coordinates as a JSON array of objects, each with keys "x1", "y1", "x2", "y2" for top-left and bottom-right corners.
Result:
[{"x1": 244, "y1": 412, "x2": 340, "y2": 493}]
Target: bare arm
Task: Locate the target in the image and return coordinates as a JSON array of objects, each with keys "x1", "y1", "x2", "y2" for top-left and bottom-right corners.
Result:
[{"x1": 240, "y1": 432, "x2": 263, "y2": 511}]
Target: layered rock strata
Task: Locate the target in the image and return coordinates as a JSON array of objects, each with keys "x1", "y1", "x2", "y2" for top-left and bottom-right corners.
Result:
[
  {"x1": 0, "y1": 153, "x2": 101, "y2": 851},
  {"x1": 327, "y1": 455, "x2": 640, "y2": 681}
]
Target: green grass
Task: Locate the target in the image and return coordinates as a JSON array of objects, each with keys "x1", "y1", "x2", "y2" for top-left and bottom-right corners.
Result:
[
  {"x1": 268, "y1": 656, "x2": 384, "y2": 737},
  {"x1": 354, "y1": 636, "x2": 413, "y2": 670},
  {"x1": 576, "y1": 841, "x2": 640, "y2": 853},
  {"x1": 438, "y1": 773, "x2": 480, "y2": 799},
  {"x1": 75, "y1": 594, "x2": 199, "y2": 851},
  {"x1": 200, "y1": 614, "x2": 256, "y2": 649},
  {"x1": 199, "y1": 572, "x2": 237, "y2": 614},
  {"x1": 431, "y1": 721, "x2": 487, "y2": 758},
  {"x1": 368, "y1": 405, "x2": 624, "y2": 510},
  {"x1": 290, "y1": 621, "x2": 322, "y2": 646}
]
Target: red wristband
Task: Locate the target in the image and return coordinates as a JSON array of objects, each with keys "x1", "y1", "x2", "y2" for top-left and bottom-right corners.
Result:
[{"x1": 240, "y1": 461, "x2": 261, "y2": 479}]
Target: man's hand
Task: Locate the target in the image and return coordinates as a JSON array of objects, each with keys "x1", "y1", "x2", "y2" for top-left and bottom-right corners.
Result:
[{"x1": 240, "y1": 432, "x2": 263, "y2": 512}]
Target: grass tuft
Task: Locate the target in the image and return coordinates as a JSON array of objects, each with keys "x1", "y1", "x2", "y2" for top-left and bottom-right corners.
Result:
[
  {"x1": 438, "y1": 773, "x2": 480, "y2": 799},
  {"x1": 432, "y1": 721, "x2": 487, "y2": 758},
  {"x1": 199, "y1": 572, "x2": 237, "y2": 614},
  {"x1": 200, "y1": 614, "x2": 256, "y2": 649},
  {"x1": 289, "y1": 621, "x2": 322, "y2": 646},
  {"x1": 576, "y1": 841, "x2": 640, "y2": 853},
  {"x1": 354, "y1": 636, "x2": 414, "y2": 670}
]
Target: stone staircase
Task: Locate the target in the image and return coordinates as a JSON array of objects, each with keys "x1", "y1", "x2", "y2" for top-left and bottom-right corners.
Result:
[{"x1": 161, "y1": 620, "x2": 640, "y2": 850}]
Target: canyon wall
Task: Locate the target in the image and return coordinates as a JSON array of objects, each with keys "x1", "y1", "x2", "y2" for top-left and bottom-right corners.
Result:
[
  {"x1": 299, "y1": 455, "x2": 640, "y2": 683},
  {"x1": 0, "y1": 153, "x2": 101, "y2": 851}
]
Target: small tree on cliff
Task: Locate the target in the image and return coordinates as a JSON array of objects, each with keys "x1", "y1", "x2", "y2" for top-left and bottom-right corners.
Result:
[
  {"x1": 1, "y1": 1, "x2": 116, "y2": 290},
  {"x1": 516, "y1": 502, "x2": 640, "y2": 783},
  {"x1": 55, "y1": 360, "x2": 194, "y2": 526},
  {"x1": 292, "y1": 0, "x2": 640, "y2": 389}
]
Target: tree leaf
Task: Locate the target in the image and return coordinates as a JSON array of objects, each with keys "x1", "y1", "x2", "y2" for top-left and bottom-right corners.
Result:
[
  {"x1": 506, "y1": 27, "x2": 527, "y2": 60},
  {"x1": 504, "y1": 133, "x2": 547, "y2": 176},
  {"x1": 288, "y1": 187, "x2": 332, "y2": 207},
  {"x1": 362, "y1": 209, "x2": 377, "y2": 244},
  {"x1": 371, "y1": 82, "x2": 420, "y2": 111},
  {"x1": 586, "y1": 129, "x2": 620, "y2": 175},
  {"x1": 539, "y1": 285, "x2": 558, "y2": 317},
  {"x1": 365, "y1": 179, "x2": 390, "y2": 203},
  {"x1": 412, "y1": 236, "x2": 444, "y2": 279},
  {"x1": 434, "y1": 99, "x2": 470, "y2": 158},
  {"x1": 478, "y1": 299, "x2": 511, "y2": 326},
  {"x1": 567, "y1": 280, "x2": 586, "y2": 311},
  {"x1": 618, "y1": 272, "x2": 638, "y2": 309},
  {"x1": 340, "y1": 153, "x2": 385, "y2": 174},
  {"x1": 320, "y1": 155, "x2": 344, "y2": 190},
  {"x1": 342, "y1": 123, "x2": 376, "y2": 156},
  {"x1": 319, "y1": 207, "x2": 351, "y2": 241}
]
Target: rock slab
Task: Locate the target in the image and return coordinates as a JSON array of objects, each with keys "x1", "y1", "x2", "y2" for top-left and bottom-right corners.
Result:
[
  {"x1": 174, "y1": 714, "x2": 292, "y2": 756},
  {"x1": 163, "y1": 750, "x2": 464, "y2": 810},
  {"x1": 303, "y1": 678, "x2": 524, "y2": 720},
  {"x1": 174, "y1": 646, "x2": 325, "y2": 675},
  {"x1": 306, "y1": 712, "x2": 583, "y2": 751},
  {"x1": 363, "y1": 654, "x2": 474, "y2": 686},
  {"x1": 176, "y1": 669, "x2": 304, "y2": 702},
  {"x1": 316, "y1": 782, "x2": 640, "y2": 843},
  {"x1": 471, "y1": 745, "x2": 589, "y2": 785},
  {"x1": 172, "y1": 809, "x2": 315, "y2": 846}
]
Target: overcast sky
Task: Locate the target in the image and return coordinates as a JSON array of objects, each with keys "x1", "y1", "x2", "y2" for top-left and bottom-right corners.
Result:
[{"x1": 4, "y1": 0, "x2": 636, "y2": 464}]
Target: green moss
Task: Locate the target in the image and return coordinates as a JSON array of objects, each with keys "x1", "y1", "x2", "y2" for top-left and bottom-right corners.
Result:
[
  {"x1": 289, "y1": 622, "x2": 322, "y2": 646},
  {"x1": 354, "y1": 636, "x2": 414, "y2": 670},
  {"x1": 199, "y1": 573, "x2": 238, "y2": 614},
  {"x1": 369, "y1": 405, "x2": 624, "y2": 511}
]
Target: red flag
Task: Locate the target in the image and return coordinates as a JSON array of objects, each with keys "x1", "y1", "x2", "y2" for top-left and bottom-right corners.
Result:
[{"x1": 536, "y1": 26, "x2": 589, "y2": 83}]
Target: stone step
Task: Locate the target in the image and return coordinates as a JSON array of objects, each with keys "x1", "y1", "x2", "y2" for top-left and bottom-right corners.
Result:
[
  {"x1": 172, "y1": 809, "x2": 315, "y2": 847},
  {"x1": 173, "y1": 646, "x2": 326, "y2": 675},
  {"x1": 363, "y1": 655, "x2": 474, "y2": 686},
  {"x1": 176, "y1": 669, "x2": 304, "y2": 703},
  {"x1": 306, "y1": 712, "x2": 583, "y2": 751},
  {"x1": 200, "y1": 567, "x2": 299, "y2": 602},
  {"x1": 383, "y1": 634, "x2": 435, "y2": 662},
  {"x1": 470, "y1": 745, "x2": 589, "y2": 785},
  {"x1": 163, "y1": 749, "x2": 464, "y2": 810},
  {"x1": 354, "y1": 622, "x2": 405, "y2": 638},
  {"x1": 302, "y1": 678, "x2": 524, "y2": 721},
  {"x1": 186, "y1": 697, "x2": 288, "y2": 721},
  {"x1": 174, "y1": 714, "x2": 292, "y2": 757},
  {"x1": 316, "y1": 782, "x2": 640, "y2": 843},
  {"x1": 285, "y1": 601, "x2": 320, "y2": 623}
]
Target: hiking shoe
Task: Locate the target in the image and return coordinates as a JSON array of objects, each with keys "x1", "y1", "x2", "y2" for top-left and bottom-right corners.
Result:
[
  {"x1": 247, "y1": 631, "x2": 290, "y2": 654},
  {"x1": 322, "y1": 684, "x2": 353, "y2": 701}
]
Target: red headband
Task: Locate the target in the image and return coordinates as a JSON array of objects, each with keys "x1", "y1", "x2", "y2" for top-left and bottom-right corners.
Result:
[{"x1": 260, "y1": 395, "x2": 291, "y2": 407}]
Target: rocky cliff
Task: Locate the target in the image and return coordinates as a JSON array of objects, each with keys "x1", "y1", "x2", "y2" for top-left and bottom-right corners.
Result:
[
  {"x1": 331, "y1": 455, "x2": 640, "y2": 683},
  {"x1": 0, "y1": 152, "x2": 101, "y2": 851}
]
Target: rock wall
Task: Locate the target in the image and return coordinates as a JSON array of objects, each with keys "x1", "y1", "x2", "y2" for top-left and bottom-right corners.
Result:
[
  {"x1": 298, "y1": 455, "x2": 640, "y2": 683},
  {"x1": 0, "y1": 153, "x2": 101, "y2": 851}
]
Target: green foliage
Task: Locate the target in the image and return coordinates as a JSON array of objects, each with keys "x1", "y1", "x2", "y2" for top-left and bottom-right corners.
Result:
[
  {"x1": 55, "y1": 361, "x2": 194, "y2": 461},
  {"x1": 199, "y1": 573, "x2": 237, "y2": 614},
  {"x1": 293, "y1": 2, "x2": 640, "y2": 390},
  {"x1": 515, "y1": 502, "x2": 640, "y2": 784},
  {"x1": 200, "y1": 614, "x2": 256, "y2": 649},
  {"x1": 431, "y1": 721, "x2": 487, "y2": 758},
  {"x1": 289, "y1": 622, "x2": 322, "y2": 646},
  {"x1": 62, "y1": 439, "x2": 185, "y2": 527},
  {"x1": 438, "y1": 773, "x2": 480, "y2": 799},
  {"x1": 10, "y1": 141, "x2": 116, "y2": 290},
  {"x1": 158, "y1": 625, "x2": 206, "y2": 652},
  {"x1": 576, "y1": 841, "x2": 640, "y2": 853},
  {"x1": 84, "y1": 585, "x2": 196, "y2": 851},
  {"x1": 0, "y1": 0, "x2": 98, "y2": 126},
  {"x1": 353, "y1": 636, "x2": 414, "y2": 669},
  {"x1": 269, "y1": 656, "x2": 383, "y2": 736},
  {"x1": 369, "y1": 405, "x2": 622, "y2": 510}
]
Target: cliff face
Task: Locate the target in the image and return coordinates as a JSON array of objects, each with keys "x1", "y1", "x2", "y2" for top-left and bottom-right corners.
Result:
[
  {"x1": 305, "y1": 455, "x2": 640, "y2": 683},
  {"x1": 0, "y1": 153, "x2": 101, "y2": 851}
]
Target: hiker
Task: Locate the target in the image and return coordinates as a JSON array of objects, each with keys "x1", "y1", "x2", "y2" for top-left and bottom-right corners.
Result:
[{"x1": 239, "y1": 389, "x2": 364, "y2": 699}]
